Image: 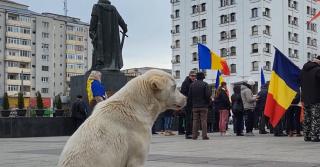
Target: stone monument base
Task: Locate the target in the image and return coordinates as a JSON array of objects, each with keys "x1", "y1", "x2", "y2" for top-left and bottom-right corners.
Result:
[{"x1": 70, "y1": 71, "x2": 132, "y2": 113}]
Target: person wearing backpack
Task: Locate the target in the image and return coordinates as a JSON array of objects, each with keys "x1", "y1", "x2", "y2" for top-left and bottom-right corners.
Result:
[{"x1": 231, "y1": 85, "x2": 244, "y2": 136}]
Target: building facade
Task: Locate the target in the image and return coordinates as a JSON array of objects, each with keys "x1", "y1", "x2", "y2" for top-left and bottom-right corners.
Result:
[
  {"x1": 171, "y1": 0, "x2": 320, "y2": 91},
  {"x1": 0, "y1": 0, "x2": 92, "y2": 106}
]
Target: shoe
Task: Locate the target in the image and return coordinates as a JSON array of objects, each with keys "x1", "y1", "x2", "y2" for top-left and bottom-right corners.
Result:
[
  {"x1": 178, "y1": 132, "x2": 185, "y2": 135},
  {"x1": 168, "y1": 131, "x2": 176, "y2": 136},
  {"x1": 202, "y1": 136, "x2": 210, "y2": 140},
  {"x1": 304, "y1": 137, "x2": 311, "y2": 142},
  {"x1": 296, "y1": 133, "x2": 303, "y2": 137},
  {"x1": 192, "y1": 136, "x2": 198, "y2": 140},
  {"x1": 311, "y1": 138, "x2": 320, "y2": 142},
  {"x1": 164, "y1": 131, "x2": 171, "y2": 136},
  {"x1": 236, "y1": 133, "x2": 244, "y2": 136},
  {"x1": 259, "y1": 130, "x2": 269, "y2": 134},
  {"x1": 185, "y1": 135, "x2": 192, "y2": 139},
  {"x1": 152, "y1": 132, "x2": 158, "y2": 135},
  {"x1": 274, "y1": 133, "x2": 286, "y2": 137},
  {"x1": 245, "y1": 132, "x2": 254, "y2": 136},
  {"x1": 288, "y1": 131, "x2": 293, "y2": 137}
]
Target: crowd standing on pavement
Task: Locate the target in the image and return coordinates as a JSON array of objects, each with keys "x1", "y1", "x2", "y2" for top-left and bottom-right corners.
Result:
[{"x1": 152, "y1": 56, "x2": 320, "y2": 143}]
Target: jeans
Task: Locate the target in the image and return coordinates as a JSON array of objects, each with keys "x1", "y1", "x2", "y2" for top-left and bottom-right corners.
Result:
[{"x1": 164, "y1": 116, "x2": 173, "y2": 130}]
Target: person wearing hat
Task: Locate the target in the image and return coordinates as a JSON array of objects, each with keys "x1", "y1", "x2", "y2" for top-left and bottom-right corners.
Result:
[
  {"x1": 300, "y1": 56, "x2": 320, "y2": 142},
  {"x1": 180, "y1": 70, "x2": 197, "y2": 139},
  {"x1": 188, "y1": 72, "x2": 211, "y2": 140},
  {"x1": 241, "y1": 80, "x2": 258, "y2": 136}
]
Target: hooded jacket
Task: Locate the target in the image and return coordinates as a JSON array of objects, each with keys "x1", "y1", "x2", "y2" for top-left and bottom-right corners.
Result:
[
  {"x1": 255, "y1": 84, "x2": 268, "y2": 112},
  {"x1": 241, "y1": 84, "x2": 256, "y2": 110},
  {"x1": 300, "y1": 61, "x2": 320, "y2": 105}
]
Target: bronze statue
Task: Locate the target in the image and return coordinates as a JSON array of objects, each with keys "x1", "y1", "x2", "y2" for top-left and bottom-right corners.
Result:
[{"x1": 89, "y1": 0, "x2": 127, "y2": 71}]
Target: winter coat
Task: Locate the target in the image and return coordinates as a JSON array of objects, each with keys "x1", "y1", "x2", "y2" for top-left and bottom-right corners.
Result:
[
  {"x1": 241, "y1": 85, "x2": 256, "y2": 110},
  {"x1": 180, "y1": 77, "x2": 193, "y2": 97},
  {"x1": 231, "y1": 93, "x2": 243, "y2": 114},
  {"x1": 188, "y1": 80, "x2": 211, "y2": 108},
  {"x1": 71, "y1": 100, "x2": 88, "y2": 120},
  {"x1": 300, "y1": 61, "x2": 320, "y2": 105},
  {"x1": 215, "y1": 88, "x2": 231, "y2": 110}
]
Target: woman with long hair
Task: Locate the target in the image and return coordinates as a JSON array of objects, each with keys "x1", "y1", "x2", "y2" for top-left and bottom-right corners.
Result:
[{"x1": 214, "y1": 82, "x2": 231, "y2": 136}]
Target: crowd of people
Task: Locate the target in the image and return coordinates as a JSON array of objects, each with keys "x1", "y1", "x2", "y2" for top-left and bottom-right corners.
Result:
[{"x1": 153, "y1": 56, "x2": 320, "y2": 142}]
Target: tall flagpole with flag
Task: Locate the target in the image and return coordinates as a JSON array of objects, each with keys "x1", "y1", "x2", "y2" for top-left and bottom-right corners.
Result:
[{"x1": 264, "y1": 47, "x2": 301, "y2": 127}]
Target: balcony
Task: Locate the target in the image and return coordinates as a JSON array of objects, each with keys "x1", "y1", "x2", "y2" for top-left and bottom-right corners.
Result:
[
  {"x1": 7, "y1": 91, "x2": 31, "y2": 97},
  {"x1": 66, "y1": 40, "x2": 84, "y2": 46},
  {"x1": 66, "y1": 59, "x2": 83, "y2": 64},
  {"x1": 66, "y1": 68, "x2": 84, "y2": 74},
  {"x1": 7, "y1": 19, "x2": 32, "y2": 27},
  {"x1": 6, "y1": 79, "x2": 31, "y2": 86},
  {"x1": 6, "y1": 32, "x2": 32, "y2": 40},
  {"x1": 5, "y1": 55, "x2": 31, "y2": 63},
  {"x1": 6, "y1": 67, "x2": 31, "y2": 74},
  {"x1": 6, "y1": 43, "x2": 32, "y2": 51}
]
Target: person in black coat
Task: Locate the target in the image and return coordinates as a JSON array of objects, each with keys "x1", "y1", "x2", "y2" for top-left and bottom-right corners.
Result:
[
  {"x1": 180, "y1": 70, "x2": 196, "y2": 139},
  {"x1": 231, "y1": 85, "x2": 244, "y2": 136},
  {"x1": 256, "y1": 82, "x2": 269, "y2": 134},
  {"x1": 71, "y1": 95, "x2": 88, "y2": 130},
  {"x1": 188, "y1": 72, "x2": 211, "y2": 140},
  {"x1": 300, "y1": 56, "x2": 320, "y2": 142}
]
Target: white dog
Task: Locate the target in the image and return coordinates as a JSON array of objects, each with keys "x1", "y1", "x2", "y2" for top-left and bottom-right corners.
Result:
[{"x1": 58, "y1": 69, "x2": 186, "y2": 167}]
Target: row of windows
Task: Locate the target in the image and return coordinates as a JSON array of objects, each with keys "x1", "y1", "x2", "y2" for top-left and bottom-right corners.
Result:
[
  {"x1": 6, "y1": 37, "x2": 31, "y2": 46},
  {"x1": 307, "y1": 37, "x2": 317, "y2": 47},
  {"x1": 7, "y1": 74, "x2": 30, "y2": 80},
  {"x1": 66, "y1": 64, "x2": 84, "y2": 70},
  {"x1": 192, "y1": 19, "x2": 206, "y2": 30},
  {"x1": 67, "y1": 25, "x2": 84, "y2": 32},
  {"x1": 8, "y1": 14, "x2": 32, "y2": 23},
  {"x1": 220, "y1": 13, "x2": 236, "y2": 24},
  {"x1": 220, "y1": 0, "x2": 236, "y2": 7},
  {"x1": 66, "y1": 44, "x2": 84, "y2": 52},
  {"x1": 67, "y1": 73, "x2": 81, "y2": 78},
  {"x1": 173, "y1": 62, "x2": 271, "y2": 79},
  {"x1": 7, "y1": 49, "x2": 31, "y2": 58},
  {"x1": 66, "y1": 54, "x2": 83, "y2": 60},
  {"x1": 251, "y1": 25, "x2": 271, "y2": 36},
  {"x1": 67, "y1": 34, "x2": 84, "y2": 41},
  {"x1": 191, "y1": 35, "x2": 207, "y2": 45},
  {"x1": 288, "y1": 15, "x2": 299, "y2": 26},
  {"x1": 191, "y1": 3, "x2": 206, "y2": 14},
  {"x1": 6, "y1": 61, "x2": 30, "y2": 68},
  {"x1": 7, "y1": 26, "x2": 31, "y2": 34},
  {"x1": 220, "y1": 30, "x2": 236, "y2": 40}
]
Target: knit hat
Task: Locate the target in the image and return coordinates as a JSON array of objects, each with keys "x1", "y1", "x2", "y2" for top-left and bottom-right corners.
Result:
[{"x1": 247, "y1": 79, "x2": 255, "y2": 86}]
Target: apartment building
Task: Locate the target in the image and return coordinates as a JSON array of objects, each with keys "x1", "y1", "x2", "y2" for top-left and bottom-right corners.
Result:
[
  {"x1": 171, "y1": 0, "x2": 320, "y2": 91},
  {"x1": 0, "y1": 0, "x2": 92, "y2": 106}
]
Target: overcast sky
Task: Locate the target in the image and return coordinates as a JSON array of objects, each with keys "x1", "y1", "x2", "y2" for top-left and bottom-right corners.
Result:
[{"x1": 14, "y1": 0, "x2": 172, "y2": 70}]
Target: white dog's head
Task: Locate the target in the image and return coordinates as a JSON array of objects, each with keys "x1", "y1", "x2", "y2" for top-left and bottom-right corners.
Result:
[{"x1": 143, "y1": 69, "x2": 186, "y2": 110}]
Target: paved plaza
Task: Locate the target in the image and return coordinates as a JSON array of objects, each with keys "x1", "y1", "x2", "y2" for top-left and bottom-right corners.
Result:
[{"x1": 0, "y1": 132, "x2": 320, "y2": 167}]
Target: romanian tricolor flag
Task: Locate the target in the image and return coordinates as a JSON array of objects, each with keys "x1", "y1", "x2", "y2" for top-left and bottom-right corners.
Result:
[
  {"x1": 198, "y1": 44, "x2": 230, "y2": 75},
  {"x1": 215, "y1": 70, "x2": 224, "y2": 89},
  {"x1": 264, "y1": 48, "x2": 301, "y2": 127}
]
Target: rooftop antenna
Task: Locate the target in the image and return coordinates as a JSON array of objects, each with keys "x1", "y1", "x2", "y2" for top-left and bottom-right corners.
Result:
[{"x1": 63, "y1": 0, "x2": 68, "y2": 16}]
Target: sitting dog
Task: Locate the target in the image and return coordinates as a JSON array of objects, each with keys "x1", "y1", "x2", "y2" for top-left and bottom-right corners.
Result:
[{"x1": 58, "y1": 69, "x2": 186, "y2": 167}]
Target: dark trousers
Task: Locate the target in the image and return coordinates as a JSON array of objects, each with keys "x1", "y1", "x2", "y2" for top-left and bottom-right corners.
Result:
[
  {"x1": 244, "y1": 109, "x2": 254, "y2": 133},
  {"x1": 178, "y1": 116, "x2": 185, "y2": 133},
  {"x1": 304, "y1": 103, "x2": 320, "y2": 140},
  {"x1": 184, "y1": 107, "x2": 193, "y2": 136},
  {"x1": 259, "y1": 110, "x2": 267, "y2": 132},
  {"x1": 234, "y1": 112, "x2": 244, "y2": 135},
  {"x1": 286, "y1": 106, "x2": 301, "y2": 133},
  {"x1": 192, "y1": 108, "x2": 208, "y2": 138}
]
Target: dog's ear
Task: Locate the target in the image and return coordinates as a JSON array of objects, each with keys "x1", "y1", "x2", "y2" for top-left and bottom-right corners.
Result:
[{"x1": 150, "y1": 75, "x2": 166, "y2": 90}]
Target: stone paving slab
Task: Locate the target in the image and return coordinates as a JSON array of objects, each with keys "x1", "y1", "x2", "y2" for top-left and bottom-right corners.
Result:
[{"x1": 0, "y1": 132, "x2": 319, "y2": 167}]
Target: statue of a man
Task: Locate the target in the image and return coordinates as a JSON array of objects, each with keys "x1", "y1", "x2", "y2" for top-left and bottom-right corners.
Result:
[{"x1": 89, "y1": 0, "x2": 127, "y2": 71}]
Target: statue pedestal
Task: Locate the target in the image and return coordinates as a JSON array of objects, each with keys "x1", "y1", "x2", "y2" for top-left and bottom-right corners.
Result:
[{"x1": 70, "y1": 71, "x2": 131, "y2": 113}]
